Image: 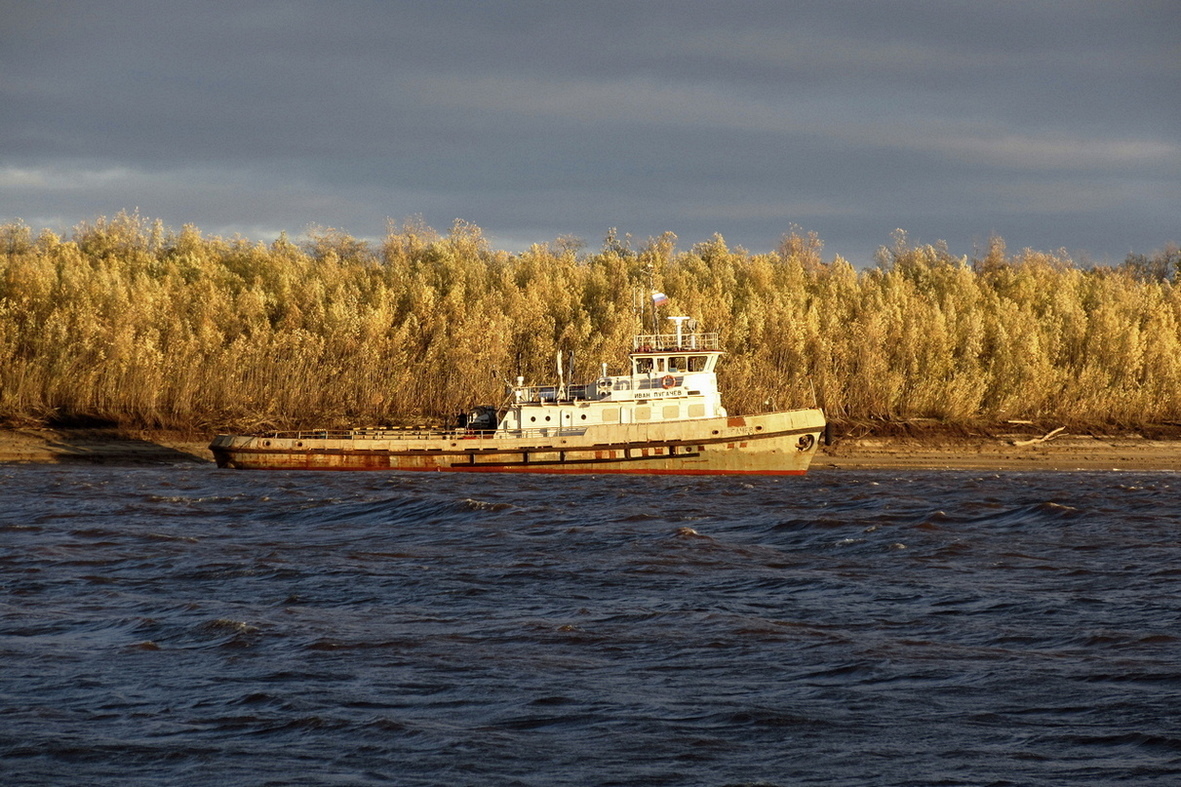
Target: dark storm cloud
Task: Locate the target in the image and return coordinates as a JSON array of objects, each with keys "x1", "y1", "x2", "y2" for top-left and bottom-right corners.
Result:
[{"x1": 1, "y1": 0, "x2": 1177, "y2": 263}]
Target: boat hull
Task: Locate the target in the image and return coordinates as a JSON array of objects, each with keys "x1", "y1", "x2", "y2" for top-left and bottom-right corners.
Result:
[{"x1": 209, "y1": 409, "x2": 825, "y2": 475}]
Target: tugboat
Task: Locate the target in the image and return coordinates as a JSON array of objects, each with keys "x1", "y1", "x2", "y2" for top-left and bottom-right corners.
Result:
[{"x1": 209, "y1": 315, "x2": 825, "y2": 474}]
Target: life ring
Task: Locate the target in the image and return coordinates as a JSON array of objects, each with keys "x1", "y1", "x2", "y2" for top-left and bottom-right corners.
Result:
[{"x1": 661, "y1": 375, "x2": 676, "y2": 389}]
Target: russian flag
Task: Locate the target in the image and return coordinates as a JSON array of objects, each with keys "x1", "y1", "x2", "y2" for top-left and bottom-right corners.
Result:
[{"x1": 651, "y1": 291, "x2": 669, "y2": 306}]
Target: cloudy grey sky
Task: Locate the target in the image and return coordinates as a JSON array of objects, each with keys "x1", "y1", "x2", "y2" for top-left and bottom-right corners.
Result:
[{"x1": 2, "y1": 0, "x2": 1177, "y2": 265}]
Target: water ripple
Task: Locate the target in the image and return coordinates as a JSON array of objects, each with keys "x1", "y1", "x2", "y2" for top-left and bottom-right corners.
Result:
[{"x1": 2, "y1": 466, "x2": 1180, "y2": 785}]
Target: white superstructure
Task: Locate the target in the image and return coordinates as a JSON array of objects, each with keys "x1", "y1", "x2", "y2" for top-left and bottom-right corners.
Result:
[{"x1": 497, "y1": 317, "x2": 727, "y2": 434}]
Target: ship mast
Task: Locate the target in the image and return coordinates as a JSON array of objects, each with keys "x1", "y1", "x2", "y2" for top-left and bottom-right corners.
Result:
[{"x1": 667, "y1": 315, "x2": 690, "y2": 348}]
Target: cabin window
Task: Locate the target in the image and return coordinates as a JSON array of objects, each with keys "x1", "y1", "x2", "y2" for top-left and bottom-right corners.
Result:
[
  {"x1": 602, "y1": 408, "x2": 619, "y2": 423},
  {"x1": 669, "y1": 356, "x2": 688, "y2": 372},
  {"x1": 635, "y1": 358, "x2": 654, "y2": 373},
  {"x1": 636, "y1": 406, "x2": 651, "y2": 421},
  {"x1": 663, "y1": 405, "x2": 679, "y2": 420},
  {"x1": 688, "y1": 404, "x2": 705, "y2": 417},
  {"x1": 655, "y1": 358, "x2": 666, "y2": 372},
  {"x1": 688, "y1": 356, "x2": 709, "y2": 372}
]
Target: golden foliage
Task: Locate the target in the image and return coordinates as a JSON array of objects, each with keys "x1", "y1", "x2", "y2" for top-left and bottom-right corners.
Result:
[{"x1": 1, "y1": 213, "x2": 1179, "y2": 430}]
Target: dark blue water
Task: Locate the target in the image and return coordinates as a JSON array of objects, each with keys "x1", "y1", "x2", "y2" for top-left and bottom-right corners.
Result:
[{"x1": 2, "y1": 465, "x2": 1180, "y2": 786}]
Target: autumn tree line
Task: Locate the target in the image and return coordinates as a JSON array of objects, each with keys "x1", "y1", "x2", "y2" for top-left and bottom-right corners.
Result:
[{"x1": 1, "y1": 212, "x2": 1179, "y2": 433}]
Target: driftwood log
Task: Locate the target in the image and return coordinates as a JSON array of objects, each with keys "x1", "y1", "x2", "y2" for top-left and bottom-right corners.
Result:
[{"x1": 1013, "y1": 426, "x2": 1066, "y2": 446}]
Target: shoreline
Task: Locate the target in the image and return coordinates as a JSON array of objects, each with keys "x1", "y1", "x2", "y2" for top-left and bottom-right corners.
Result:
[
  {"x1": 0, "y1": 424, "x2": 1177, "y2": 471},
  {"x1": 817, "y1": 433, "x2": 1180, "y2": 471}
]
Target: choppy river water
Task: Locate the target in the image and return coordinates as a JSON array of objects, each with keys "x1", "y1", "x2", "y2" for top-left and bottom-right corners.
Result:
[{"x1": 3, "y1": 464, "x2": 1180, "y2": 785}]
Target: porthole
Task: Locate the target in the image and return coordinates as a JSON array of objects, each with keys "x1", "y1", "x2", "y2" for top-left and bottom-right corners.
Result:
[
  {"x1": 545, "y1": 416, "x2": 551, "y2": 422},
  {"x1": 581, "y1": 414, "x2": 587, "y2": 420},
  {"x1": 530, "y1": 416, "x2": 537, "y2": 422}
]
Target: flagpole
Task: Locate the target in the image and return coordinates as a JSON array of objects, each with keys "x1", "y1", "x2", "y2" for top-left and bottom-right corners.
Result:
[{"x1": 649, "y1": 263, "x2": 656, "y2": 335}]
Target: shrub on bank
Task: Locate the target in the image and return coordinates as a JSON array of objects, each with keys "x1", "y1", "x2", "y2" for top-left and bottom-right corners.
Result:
[{"x1": 1, "y1": 213, "x2": 1178, "y2": 431}]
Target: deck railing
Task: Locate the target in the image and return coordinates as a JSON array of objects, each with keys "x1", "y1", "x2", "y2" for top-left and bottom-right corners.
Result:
[
  {"x1": 512, "y1": 382, "x2": 603, "y2": 403},
  {"x1": 632, "y1": 332, "x2": 719, "y2": 351},
  {"x1": 261, "y1": 426, "x2": 591, "y2": 441}
]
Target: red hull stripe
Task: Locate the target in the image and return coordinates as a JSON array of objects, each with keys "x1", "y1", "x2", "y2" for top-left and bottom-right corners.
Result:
[{"x1": 222, "y1": 463, "x2": 807, "y2": 476}]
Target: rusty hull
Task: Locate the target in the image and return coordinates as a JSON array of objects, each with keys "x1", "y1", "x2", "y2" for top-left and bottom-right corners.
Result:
[{"x1": 209, "y1": 409, "x2": 825, "y2": 475}]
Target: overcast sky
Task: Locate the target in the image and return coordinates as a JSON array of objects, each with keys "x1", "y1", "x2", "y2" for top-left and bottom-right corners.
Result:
[{"x1": 2, "y1": 0, "x2": 1178, "y2": 265}]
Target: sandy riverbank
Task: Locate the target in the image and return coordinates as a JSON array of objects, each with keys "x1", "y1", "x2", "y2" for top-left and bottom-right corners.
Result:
[
  {"x1": 0, "y1": 428, "x2": 212, "y2": 466},
  {"x1": 817, "y1": 424, "x2": 1181, "y2": 471},
  {"x1": 0, "y1": 423, "x2": 1178, "y2": 471}
]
